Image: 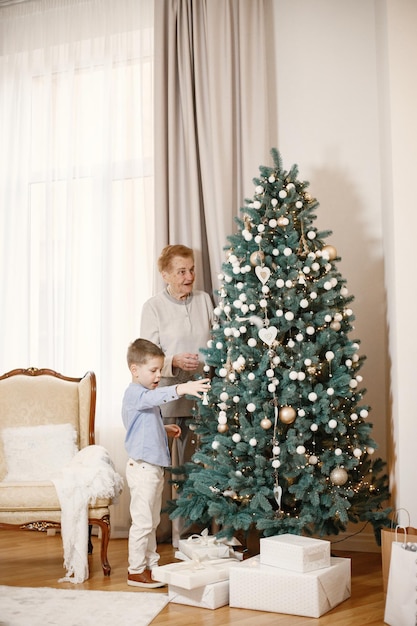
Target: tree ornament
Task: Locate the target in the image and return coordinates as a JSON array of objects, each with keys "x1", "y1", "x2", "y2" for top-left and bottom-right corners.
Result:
[
  {"x1": 250, "y1": 250, "x2": 265, "y2": 266},
  {"x1": 260, "y1": 417, "x2": 272, "y2": 430},
  {"x1": 258, "y1": 326, "x2": 278, "y2": 347},
  {"x1": 322, "y1": 244, "x2": 338, "y2": 261},
  {"x1": 330, "y1": 467, "x2": 348, "y2": 486},
  {"x1": 279, "y1": 406, "x2": 296, "y2": 424},
  {"x1": 255, "y1": 265, "x2": 271, "y2": 284},
  {"x1": 217, "y1": 423, "x2": 228, "y2": 433}
]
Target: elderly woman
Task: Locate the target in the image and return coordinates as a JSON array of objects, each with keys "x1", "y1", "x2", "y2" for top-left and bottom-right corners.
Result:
[{"x1": 140, "y1": 244, "x2": 214, "y2": 543}]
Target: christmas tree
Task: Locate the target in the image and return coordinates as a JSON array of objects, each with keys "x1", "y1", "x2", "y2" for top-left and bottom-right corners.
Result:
[{"x1": 171, "y1": 149, "x2": 391, "y2": 544}]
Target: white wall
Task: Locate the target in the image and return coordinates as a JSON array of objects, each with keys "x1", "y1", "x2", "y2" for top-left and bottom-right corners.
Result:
[
  {"x1": 272, "y1": 0, "x2": 389, "y2": 550},
  {"x1": 382, "y1": 0, "x2": 417, "y2": 525}
]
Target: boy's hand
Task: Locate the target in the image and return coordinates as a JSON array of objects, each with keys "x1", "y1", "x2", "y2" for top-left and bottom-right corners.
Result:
[
  {"x1": 177, "y1": 378, "x2": 211, "y2": 399},
  {"x1": 165, "y1": 423, "x2": 182, "y2": 439}
]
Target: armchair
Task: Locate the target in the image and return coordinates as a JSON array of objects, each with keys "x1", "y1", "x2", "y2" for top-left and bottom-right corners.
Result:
[{"x1": 0, "y1": 367, "x2": 116, "y2": 577}]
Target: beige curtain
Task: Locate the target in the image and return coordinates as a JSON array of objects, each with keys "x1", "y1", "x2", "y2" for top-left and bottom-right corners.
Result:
[{"x1": 154, "y1": 0, "x2": 278, "y2": 294}]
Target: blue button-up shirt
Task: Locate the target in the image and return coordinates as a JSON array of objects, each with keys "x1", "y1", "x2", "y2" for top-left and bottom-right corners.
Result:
[{"x1": 122, "y1": 382, "x2": 179, "y2": 467}]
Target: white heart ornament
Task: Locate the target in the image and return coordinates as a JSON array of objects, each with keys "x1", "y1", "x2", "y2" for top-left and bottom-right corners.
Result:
[
  {"x1": 258, "y1": 326, "x2": 278, "y2": 346},
  {"x1": 255, "y1": 265, "x2": 271, "y2": 284}
]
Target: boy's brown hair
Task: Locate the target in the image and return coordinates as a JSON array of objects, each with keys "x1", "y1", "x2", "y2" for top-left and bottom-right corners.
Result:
[{"x1": 127, "y1": 338, "x2": 164, "y2": 367}]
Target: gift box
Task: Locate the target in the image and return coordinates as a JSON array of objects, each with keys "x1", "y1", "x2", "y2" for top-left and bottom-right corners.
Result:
[
  {"x1": 229, "y1": 556, "x2": 351, "y2": 618},
  {"x1": 168, "y1": 579, "x2": 229, "y2": 609},
  {"x1": 152, "y1": 558, "x2": 237, "y2": 590},
  {"x1": 260, "y1": 534, "x2": 331, "y2": 572},
  {"x1": 178, "y1": 529, "x2": 231, "y2": 560}
]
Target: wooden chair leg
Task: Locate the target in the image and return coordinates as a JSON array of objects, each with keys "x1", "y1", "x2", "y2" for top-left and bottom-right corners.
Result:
[{"x1": 89, "y1": 516, "x2": 111, "y2": 576}]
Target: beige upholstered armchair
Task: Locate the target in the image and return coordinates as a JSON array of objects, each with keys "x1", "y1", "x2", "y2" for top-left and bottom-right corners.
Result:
[{"x1": 0, "y1": 367, "x2": 117, "y2": 577}]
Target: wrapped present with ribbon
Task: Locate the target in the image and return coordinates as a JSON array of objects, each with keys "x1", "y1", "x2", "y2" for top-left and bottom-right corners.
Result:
[
  {"x1": 178, "y1": 528, "x2": 240, "y2": 561},
  {"x1": 152, "y1": 557, "x2": 238, "y2": 590}
]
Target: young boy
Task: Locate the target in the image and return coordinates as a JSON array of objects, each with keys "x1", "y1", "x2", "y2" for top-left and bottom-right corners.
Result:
[{"x1": 122, "y1": 337, "x2": 211, "y2": 588}]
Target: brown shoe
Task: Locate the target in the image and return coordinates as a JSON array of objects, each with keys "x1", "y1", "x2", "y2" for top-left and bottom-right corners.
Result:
[{"x1": 127, "y1": 570, "x2": 166, "y2": 588}]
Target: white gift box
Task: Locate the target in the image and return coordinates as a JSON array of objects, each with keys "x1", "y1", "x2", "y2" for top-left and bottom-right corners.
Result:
[
  {"x1": 152, "y1": 558, "x2": 237, "y2": 590},
  {"x1": 229, "y1": 556, "x2": 351, "y2": 618},
  {"x1": 168, "y1": 579, "x2": 229, "y2": 609},
  {"x1": 178, "y1": 532, "x2": 231, "y2": 560},
  {"x1": 260, "y1": 534, "x2": 331, "y2": 572}
]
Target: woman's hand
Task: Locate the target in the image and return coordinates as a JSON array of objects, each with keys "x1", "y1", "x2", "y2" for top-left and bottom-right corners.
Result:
[{"x1": 173, "y1": 352, "x2": 200, "y2": 371}]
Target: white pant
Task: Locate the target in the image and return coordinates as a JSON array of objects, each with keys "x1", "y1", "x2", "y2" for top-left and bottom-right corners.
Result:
[{"x1": 126, "y1": 458, "x2": 164, "y2": 574}]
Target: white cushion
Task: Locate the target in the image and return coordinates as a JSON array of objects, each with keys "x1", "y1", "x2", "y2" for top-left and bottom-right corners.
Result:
[{"x1": 2, "y1": 423, "x2": 78, "y2": 482}]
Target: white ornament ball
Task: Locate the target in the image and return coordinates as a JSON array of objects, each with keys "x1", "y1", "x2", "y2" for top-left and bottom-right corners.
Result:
[
  {"x1": 272, "y1": 459, "x2": 281, "y2": 468},
  {"x1": 247, "y1": 403, "x2": 256, "y2": 412},
  {"x1": 353, "y1": 448, "x2": 362, "y2": 458},
  {"x1": 360, "y1": 409, "x2": 369, "y2": 418},
  {"x1": 325, "y1": 351, "x2": 335, "y2": 361},
  {"x1": 249, "y1": 438, "x2": 257, "y2": 447},
  {"x1": 248, "y1": 372, "x2": 255, "y2": 381},
  {"x1": 367, "y1": 446, "x2": 375, "y2": 455},
  {"x1": 232, "y1": 433, "x2": 241, "y2": 443},
  {"x1": 220, "y1": 392, "x2": 229, "y2": 401},
  {"x1": 309, "y1": 455, "x2": 318, "y2": 465},
  {"x1": 335, "y1": 448, "x2": 343, "y2": 456},
  {"x1": 212, "y1": 441, "x2": 220, "y2": 450},
  {"x1": 310, "y1": 423, "x2": 318, "y2": 432},
  {"x1": 296, "y1": 445, "x2": 306, "y2": 455},
  {"x1": 219, "y1": 368, "x2": 227, "y2": 377},
  {"x1": 308, "y1": 392, "x2": 318, "y2": 402},
  {"x1": 272, "y1": 445, "x2": 281, "y2": 455},
  {"x1": 235, "y1": 470, "x2": 242, "y2": 477},
  {"x1": 328, "y1": 419, "x2": 338, "y2": 429}
]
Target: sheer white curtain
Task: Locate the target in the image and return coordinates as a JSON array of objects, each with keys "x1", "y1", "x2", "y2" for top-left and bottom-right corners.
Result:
[{"x1": 0, "y1": 0, "x2": 154, "y2": 533}]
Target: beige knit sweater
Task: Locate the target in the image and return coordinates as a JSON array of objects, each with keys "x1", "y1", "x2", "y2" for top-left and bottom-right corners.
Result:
[{"x1": 140, "y1": 288, "x2": 214, "y2": 418}]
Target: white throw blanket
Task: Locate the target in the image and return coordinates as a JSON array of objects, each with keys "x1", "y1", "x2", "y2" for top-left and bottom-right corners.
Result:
[{"x1": 52, "y1": 445, "x2": 123, "y2": 584}]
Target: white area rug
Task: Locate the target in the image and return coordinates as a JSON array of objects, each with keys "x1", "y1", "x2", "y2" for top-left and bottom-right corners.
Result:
[{"x1": 0, "y1": 585, "x2": 169, "y2": 626}]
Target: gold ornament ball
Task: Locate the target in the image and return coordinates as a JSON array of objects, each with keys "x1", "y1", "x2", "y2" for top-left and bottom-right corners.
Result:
[
  {"x1": 260, "y1": 417, "x2": 272, "y2": 430},
  {"x1": 330, "y1": 321, "x2": 341, "y2": 331},
  {"x1": 250, "y1": 250, "x2": 265, "y2": 266},
  {"x1": 277, "y1": 216, "x2": 287, "y2": 227},
  {"x1": 330, "y1": 467, "x2": 348, "y2": 486},
  {"x1": 322, "y1": 244, "x2": 338, "y2": 261},
  {"x1": 217, "y1": 423, "x2": 228, "y2": 433},
  {"x1": 279, "y1": 406, "x2": 296, "y2": 424}
]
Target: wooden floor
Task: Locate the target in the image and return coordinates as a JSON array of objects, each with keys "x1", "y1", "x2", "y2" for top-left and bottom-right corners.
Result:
[{"x1": 0, "y1": 530, "x2": 387, "y2": 625}]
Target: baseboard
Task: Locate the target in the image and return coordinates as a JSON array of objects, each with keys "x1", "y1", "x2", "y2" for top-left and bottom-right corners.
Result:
[{"x1": 110, "y1": 526, "x2": 381, "y2": 552}]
